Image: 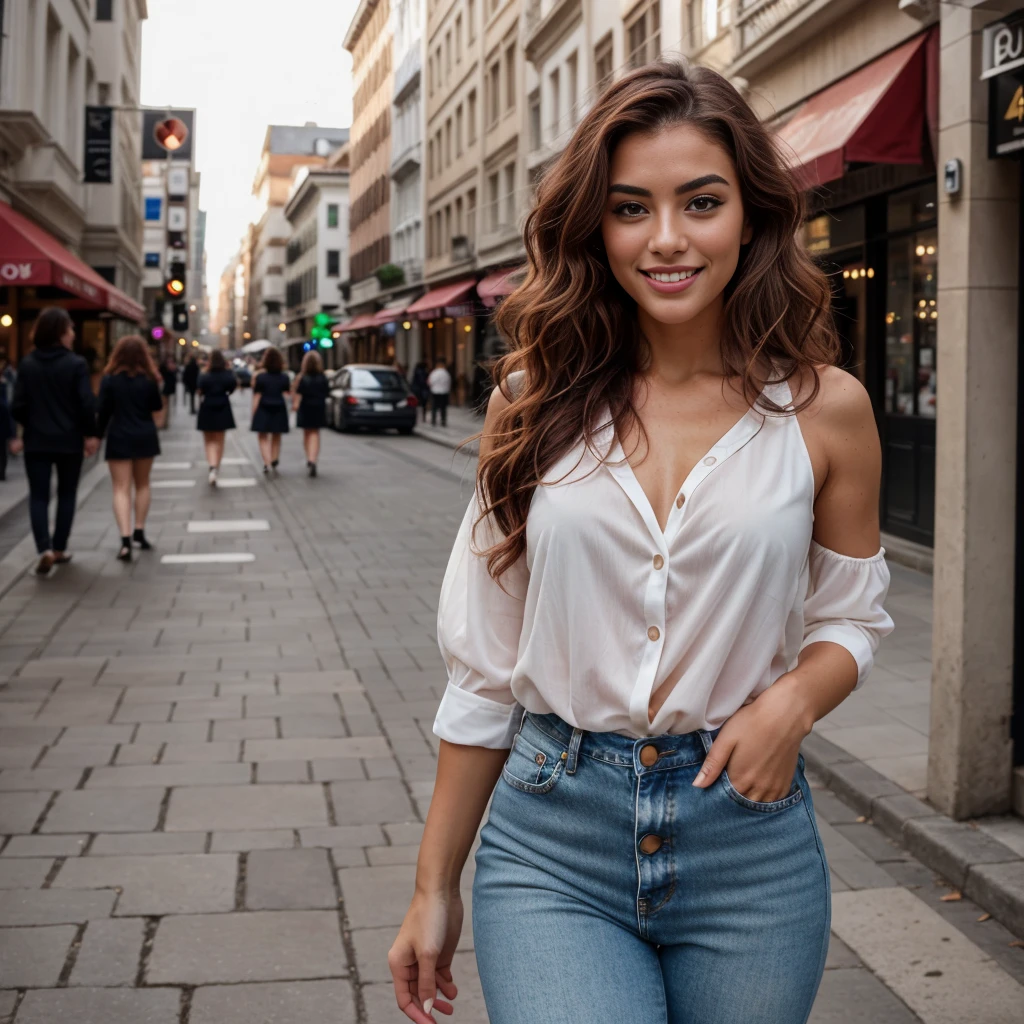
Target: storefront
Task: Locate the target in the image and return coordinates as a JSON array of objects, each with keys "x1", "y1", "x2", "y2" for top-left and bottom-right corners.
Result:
[
  {"x1": 777, "y1": 28, "x2": 939, "y2": 548},
  {"x1": 406, "y1": 278, "x2": 476, "y2": 405}
]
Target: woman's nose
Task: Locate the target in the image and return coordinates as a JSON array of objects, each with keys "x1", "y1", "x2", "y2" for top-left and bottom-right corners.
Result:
[{"x1": 648, "y1": 213, "x2": 689, "y2": 257}]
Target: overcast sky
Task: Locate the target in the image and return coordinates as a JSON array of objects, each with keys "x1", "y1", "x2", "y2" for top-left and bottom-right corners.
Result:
[{"x1": 140, "y1": 0, "x2": 358, "y2": 313}]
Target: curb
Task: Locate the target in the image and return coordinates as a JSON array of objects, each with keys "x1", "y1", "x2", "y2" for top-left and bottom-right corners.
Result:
[{"x1": 801, "y1": 731, "x2": 1024, "y2": 936}]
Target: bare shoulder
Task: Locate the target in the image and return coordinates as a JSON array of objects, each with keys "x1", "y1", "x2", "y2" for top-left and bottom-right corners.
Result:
[
  {"x1": 480, "y1": 383, "x2": 513, "y2": 458},
  {"x1": 792, "y1": 364, "x2": 874, "y2": 431}
]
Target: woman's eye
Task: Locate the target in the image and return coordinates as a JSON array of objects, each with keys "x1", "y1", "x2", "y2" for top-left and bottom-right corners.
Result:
[
  {"x1": 687, "y1": 194, "x2": 722, "y2": 213},
  {"x1": 613, "y1": 201, "x2": 647, "y2": 218}
]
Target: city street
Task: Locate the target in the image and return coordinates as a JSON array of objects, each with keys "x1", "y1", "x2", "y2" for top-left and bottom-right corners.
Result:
[{"x1": 0, "y1": 396, "x2": 1021, "y2": 1024}]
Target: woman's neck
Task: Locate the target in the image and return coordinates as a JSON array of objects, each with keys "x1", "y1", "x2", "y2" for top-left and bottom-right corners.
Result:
[{"x1": 637, "y1": 296, "x2": 726, "y2": 386}]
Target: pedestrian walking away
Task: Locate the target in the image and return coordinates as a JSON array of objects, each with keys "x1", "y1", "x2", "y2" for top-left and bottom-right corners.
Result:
[
  {"x1": 292, "y1": 350, "x2": 329, "y2": 477},
  {"x1": 427, "y1": 357, "x2": 451, "y2": 427},
  {"x1": 160, "y1": 357, "x2": 178, "y2": 427},
  {"x1": 195, "y1": 349, "x2": 237, "y2": 486},
  {"x1": 389, "y1": 61, "x2": 895, "y2": 1024},
  {"x1": 250, "y1": 345, "x2": 290, "y2": 476},
  {"x1": 182, "y1": 354, "x2": 200, "y2": 414},
  {"x1": 97, "y1": 336, "x2": 164, "y2": 562},
  {"x1": 11, "y1": 308, "x2": 99, "y2": 578},
  {"x1": 0, "y1": 346, "x2": 20, "y2": 480},
  {"x1": 410, "y1": 360, "x2": 430, "y2": 422}
]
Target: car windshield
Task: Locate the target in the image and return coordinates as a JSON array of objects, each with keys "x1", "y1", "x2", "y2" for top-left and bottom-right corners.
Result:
[{"x1": 350, "y1": 369, "x2": 403, "y2": 390}]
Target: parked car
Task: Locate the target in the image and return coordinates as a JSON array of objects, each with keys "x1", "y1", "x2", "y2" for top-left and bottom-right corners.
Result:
[{"x1": 328, "y1": 364, "x2": 417, "y2": 434}]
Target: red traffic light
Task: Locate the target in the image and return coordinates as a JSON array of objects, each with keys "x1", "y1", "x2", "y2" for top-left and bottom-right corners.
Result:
[
  {"x1": 154, "y1": 117, "x2": 189, "y2": 152},
  {"x1": 165, "y1": 278, "x2": 185, "y2": 297}
]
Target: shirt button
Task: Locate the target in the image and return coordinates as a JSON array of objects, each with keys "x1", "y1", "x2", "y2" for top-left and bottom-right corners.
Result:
[
  {"x1": 639, "y1": 834, "x2": 663, "y2": 855},
  {"x1": 675, "y1": 494, "x2": 685, "y2": 509},
  {"x1": 652, "y1": 554, "x2": 664, "y2": 570},
  {"x1": 639, "y1": 744, "x2": 659, "y2": 767},
  {"x1": 647, "y1": 626, "x2": 660, "y2": 642},
  {"x1": 703, "y1": 456, "x2": 717, "y2": 466}
]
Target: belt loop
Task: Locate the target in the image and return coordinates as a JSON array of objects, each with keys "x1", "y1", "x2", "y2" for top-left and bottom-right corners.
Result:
[{"x1": 566, "y1": 727, "x2": 584, "y2": 775}]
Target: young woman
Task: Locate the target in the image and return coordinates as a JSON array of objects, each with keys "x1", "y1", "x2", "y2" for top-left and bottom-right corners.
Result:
[
  {"x1": 292, "y1": 350, "x2": 329, "y2": 477},
  {"x1": 11, "y1": 308, "x2": 98, "y2": 577},
  {"x1": 389, "y1": 61, "x2": 894, "y2": 1024},
  {"x1": 251, "y1": 346, "x2": 290, "y2": 476},
  {"x1": 196, "y1": 349, "x2": 237, "y2": 486},
  {"x1": 97, "y1": 336, "x2": 164, "y2": 562}
]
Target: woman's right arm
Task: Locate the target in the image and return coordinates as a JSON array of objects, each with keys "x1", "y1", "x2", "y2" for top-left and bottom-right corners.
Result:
[{"x1": 389, "y1": 386, "x2": 526, "y2": 1023}]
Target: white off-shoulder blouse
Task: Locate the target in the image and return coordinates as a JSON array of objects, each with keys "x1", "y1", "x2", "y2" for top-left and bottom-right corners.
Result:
[{"x1": 433, "y1": 381, "x2": 894, "y2": 749}]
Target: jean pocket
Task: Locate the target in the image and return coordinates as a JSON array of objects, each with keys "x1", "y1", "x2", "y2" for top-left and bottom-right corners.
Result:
[
  {"x1": 720, "y1": 767, "x2": 805, "y2": 814},
  {"x1": 501, "y1": 730, "x2": 565, "y2": 794}
]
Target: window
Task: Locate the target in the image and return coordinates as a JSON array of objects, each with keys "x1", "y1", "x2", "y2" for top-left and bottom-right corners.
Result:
[
  {"x1": 504, "y1": 163, "x2": 515, "y2": 226},
  {"x1": 505, "y1": 44, "x2": 516, "y2": 111},
  {"x1": 145, "y1": 197, "x2": 162, "y2": 221},
  {"x1": 96, "y1": 0, "x2": 113, "y2": 20},
  {"x1": 327, "y1": 204, "x2": 339, "y2": 228},
  {"x1": 456, "y1": 196, "x2": 464, "y2": 234},
  {"x1": 456, "y1": 104, "x2": 464, "y2": 156},
  {"x1": 567, "y1": 51, "x2": 579, "y2": 125},
  {"x1": 549, "y1": 67, "x2": 560, "y2": 136},
  {"x1": 467, "y1": 90, "x2": 477, "y2": 143},
  {"x1": 489, "y1": 61, "x2": 500, "y2": 125},
  {"x1": 445, "y1": 204, "x2": 452, "y2": 250},
  {"x1": 446, "y1": 30, "x2": 452, "y2": 74},
  {"x1": 468, "y1": 0, "x2": 475, "y2": 41},
  {"x1": 626, "y1": 0, "x2": 660, "y2": 69},
  {"x1": 701, "y1": 0, "x2": 730, "y2": 45},
  {"x1": 456, "y1": 14, "x2": 463, "y2": 61},
  {"x1": 467, "y1": 188, "x2": 477, "y2": 240},
  {"x1": 445, "y1": 117, "x2": 452, "y2": 166},
  {"x1": 488, "y1": 172, "x2": 499, "y2": 231},
  {"x1": 326, "y1": 250, "x2": 340, "y2": 276},
  {"x1": 528, "y1": 90, "x2": 541, "y2": 150},
  {"x1": 428, "y1": 55, "x2": 434, "y2": 95},
  {"x1": 428, "y1": 138, "x2": 434, "y2": 177}
]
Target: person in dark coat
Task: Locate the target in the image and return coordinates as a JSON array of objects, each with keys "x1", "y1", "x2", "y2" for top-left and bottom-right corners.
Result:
[
  {"x1": 11, "y1": 308, "x2": 98, "y2": 577},
  {"x1": 0, "y1": 347, "x2": 19, "y2": 481},
  {"x1": 182, "y1": 355, "x2": 200, "y2": 414},
  {"x1": 251, "y1": 346, "x2": 290, "y2": 476},
  {"x1": 160, "y1": 358, "x2": 178, "y2": 426},
  {"x1": 410, "y1": 360, "x2": 429, "y2": 422},
  {"x1": 97, "y1": 336, "x2": 164, "y2": 562},
  {"x1": 196, "y1": 349, "x2": 237, "y2": 486},
  {"x1": 292, "y1": 350, "x2": 329, "y2": 477}
]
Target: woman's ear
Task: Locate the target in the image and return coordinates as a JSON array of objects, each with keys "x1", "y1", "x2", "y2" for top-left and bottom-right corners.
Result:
[{"x1": 741, "y1": 219, "x2": 753, "y2": 246}]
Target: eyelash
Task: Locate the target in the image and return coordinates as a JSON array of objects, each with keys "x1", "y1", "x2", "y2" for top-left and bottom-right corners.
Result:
[{"x1": 612, "y1": 195, "x2": 723, "y2": 218}]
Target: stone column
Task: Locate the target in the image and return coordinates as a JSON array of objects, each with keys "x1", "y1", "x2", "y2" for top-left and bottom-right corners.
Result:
[{"x1": 930, "y1": 3, "x2": 1019, "y2": 818}]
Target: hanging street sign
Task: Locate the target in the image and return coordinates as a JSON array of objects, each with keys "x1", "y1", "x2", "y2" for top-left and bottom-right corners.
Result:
[{"x1": 83, "y1": 105, "x2": 113, "y2": 183}]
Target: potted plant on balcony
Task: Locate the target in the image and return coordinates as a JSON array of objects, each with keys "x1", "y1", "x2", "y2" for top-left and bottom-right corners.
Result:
[{"x1": 375, "y1": 263, "x2": 405, "y2": 289}]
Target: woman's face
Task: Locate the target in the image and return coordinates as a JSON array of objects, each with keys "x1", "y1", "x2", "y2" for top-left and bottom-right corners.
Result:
[
  {"x1": 600, "y1": 123, "x2": 751, "y2": 329},
  {"x1": 61, "y1": 324, "x2": 75, "y2": 349}
]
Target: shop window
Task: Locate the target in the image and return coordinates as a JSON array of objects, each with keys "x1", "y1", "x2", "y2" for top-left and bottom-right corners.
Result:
[{"x1": 626, "y1": 0, "x2": 660, "y2": 70}]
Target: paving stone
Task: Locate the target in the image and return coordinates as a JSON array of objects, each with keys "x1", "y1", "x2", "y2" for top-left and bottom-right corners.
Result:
[
  {"x1": 0, "y1": 888, "x2": 115, "y2": 925},
  {"x1": 113, "y1": 701, "x2": 172, "y2": 723},
  {"x1": 41, "y1": 788, "x2": 164, "y2": 833},
  {"x1": 361, "y1": 953, "x2": 486, "y2": 1024},
  {"x1": 244, "y1": 737, "x2": 389, "y2": 762},
  {"x1": 331, "y1": 847, "x2": 369, "y2": 868},
  {"x1": 70, "y1": 917, "x2": 145, "y2": 986},
  {"x1": 383, "y1": 822, "x2": 424, "y2": 846},
  {"x1": 816, "y1": 821, "x2": 897, "y2": 891},
  {"x1": 328, "y1": 780, "x2": 416, "y2": 825},
  {"x1": 0, "y1": 924, "x2": 76, "y2": 987},
  {"x1": 213, "y1": 718, "x2": 277, "y2": 740},
  {"x1": 823, "y1": 935, "x2": 861, "y2": 971},
  {"x1": 165, "y1": 784, "x2": 327, "y2": 831},
  {"x1": 0, "y1": 988, "x2": 14, "y2": 1019},
  {"x1": 0, "y1": 766, "x2": 83, "y2": 791},
  {"x1": 59, "y1": 725, "x2": 135, "y2": 744},
  {"x1": 277, "y1": 671, "x2": 360, "y2": 693},
  {"x1": 351, "y1": 926, "x2": 398, "y2": 983},
  {"x1": 311, "y1": 758, "x2": 366, "y2": 781},
  {"x1": 189, "y1": 980, "x2": 356, "y2": 1024},
  {"x1": 0, "y1": 791, "x2": 50, "y2": 833},
  {"x1": 298, "y1": 825, "x2": 384, "y2": 848},
  {"x1": 246, "y1": 695, "x2": 344, "y2": 718},
  {"x1": 162, "y1": 740, "x2": 242, "y2": 763},
  {"x1": 0, "y1": 745, "x2": 44, "y2": 768},
  {"x1": 112, "y1": 742, "x2": 163, "y2": 766},
  {"x1": 870, "y1": 792, "x2": 938, "y2": 843},
  {"x1": 833, "y1": 822, "x2": 912, "y2": 864},
  {"x1": 15, "y1": 987, "x2": 181, "y2": 1024},
  {"x1": 246, "y1": 849, "x2": 336, "y2": 910},
  {"x1": 367, "y1": 845, "x2": 420, "y2": 866},
  {"x1": 256, "y1": 761, "x2": 308, "y2": 783},
  {"x1": 38, "y1": 743, "x2": 116, "y2": 768},
  {"x1": 0, "y1": 857, "x2": 52, "y2": 888},
  {"x1": 965, "y1": 860, "x2": 1024, "y2": 938},
  {"x1": 338, "y1": 864, "x2": 416, "y2": 928},
  {"x1": 55, "y1": 853, "x2": 236, "y2": 915},
  {"x1": 0, "y1": 727, "x2": 60, "y2": 747},
  {"x1": 363, "y1": 757, "x2": 401, "y2": 780},
  {"x1": 87, "y1": 762, "x2": 250, "y2": 788},
  {"x1": 279, "y1": 715, "x2": 348, "y2": 738},
  {"x1": 209, "y1": 830, "x2": 295, "y2": 852},
  {"x1": 88, "y1": 832, "x2": 208, "y2": 856},
  {"x1": 809, "y1": 967, "x2": 921, "y2": 1023},
  {"x1": 1, "y1": 834, "x2": 88, "y2": 858},
  {"x1": 134, "y1": 722, "x2": 210, "y2": 743},
  {"x1": 148, "y1": 910, "x2": 346, "y2": 984}
]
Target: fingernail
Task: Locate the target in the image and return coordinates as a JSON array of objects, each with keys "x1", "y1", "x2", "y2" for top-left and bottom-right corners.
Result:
[
  {"x1": 424, "y1": 998, "x2": 434, "y2": 1015},
  {"x1": 691, "y1": 770, "x2": 706, "y2": 787}
]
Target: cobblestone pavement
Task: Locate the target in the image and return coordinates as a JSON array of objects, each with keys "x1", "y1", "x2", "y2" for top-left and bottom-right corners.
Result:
[{"x1": 0, "y1": 396, "x2": 1021, "y2": 1023}]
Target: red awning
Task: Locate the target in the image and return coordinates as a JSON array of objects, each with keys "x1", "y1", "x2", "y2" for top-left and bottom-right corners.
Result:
[
  {"x1": 406, "y1": 278, "x2": 476, "y2": 318},
  {"x1": 338, "y1": 313, "x2": 377, "y2": 332},
  {"x1": 775, "y1": 32, "x2": 931, "y2": 190},
  {"x1": 477, "y1": 266, "x2": 524, "y2": 308},
  {"x1": 0, "y1": 201, "x2": 145, "y2": 322},
  {"x1": 371, "y1": 300, "x2": 410, "y2": 325}
]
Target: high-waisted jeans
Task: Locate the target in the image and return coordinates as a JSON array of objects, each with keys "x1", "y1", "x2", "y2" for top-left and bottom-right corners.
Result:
[{"x1": 472, "y1": 712, "x2": 831, "y2": 1024}]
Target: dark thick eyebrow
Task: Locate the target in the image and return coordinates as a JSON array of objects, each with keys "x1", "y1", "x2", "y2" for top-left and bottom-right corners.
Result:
[{"x1": 608, "y1": 174, "x2": 730, "y2": 197}]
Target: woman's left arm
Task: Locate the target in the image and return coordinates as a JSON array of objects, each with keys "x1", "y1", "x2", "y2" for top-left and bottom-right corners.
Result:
[{"x1": 694, "y1": 368, "x2": 893, "y2": 802}]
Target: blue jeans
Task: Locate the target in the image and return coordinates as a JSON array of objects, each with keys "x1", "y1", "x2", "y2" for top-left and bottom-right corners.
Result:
[
  {"x1": 472, "y1": 712, "x2": 831, "y2": 1024},
  {"x1": 24, "y1": 452, "x2": 83, "y2": 554}
]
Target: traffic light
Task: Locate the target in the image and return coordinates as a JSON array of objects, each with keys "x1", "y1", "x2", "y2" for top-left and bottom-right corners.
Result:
[
  {"x1": 164, "y1": 261, "x2": 185, "y2": 299},
  {"x1": 311, "y1": 311, "x2": 336, "y2": 349},
  {"x1": 172, "y1": 304, "x2": 189, "y2": 331}
]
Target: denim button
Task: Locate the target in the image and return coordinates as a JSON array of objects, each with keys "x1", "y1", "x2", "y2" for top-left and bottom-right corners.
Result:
[
  {"x1": 534, "y1": 752, "x2": 546, "y2": 766},
  {"x1": 639, "y1": 744, "x2": 659, "y2": 768},
  {"x1": 639, "y1": 834, "x2": 663, "y2": 855}
]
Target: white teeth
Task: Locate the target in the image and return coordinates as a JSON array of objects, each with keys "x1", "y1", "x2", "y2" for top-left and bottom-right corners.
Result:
[{"x1": 649, "y1": 270, "x2": 697, "y2": 283}]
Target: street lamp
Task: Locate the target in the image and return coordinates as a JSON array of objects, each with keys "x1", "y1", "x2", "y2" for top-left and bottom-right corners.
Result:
[
  {"x1": 278, "y1": 323, "x2": 286, "y2": 332},
  {"x1": 189, "y1": 304, "x2": 197, "y2": 313},
  {"x1": 0, "y1": 315, "x2": 12, "y2": 328}
]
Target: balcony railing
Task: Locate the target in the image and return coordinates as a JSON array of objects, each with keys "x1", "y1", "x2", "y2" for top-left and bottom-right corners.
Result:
[{"x1": 734, "y1": 0, "x2": 810, "y2": 53}]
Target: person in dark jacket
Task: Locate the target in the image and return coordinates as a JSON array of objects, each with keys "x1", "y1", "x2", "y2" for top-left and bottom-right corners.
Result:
[
  {"x1": 292, "y1": 350, "x2": 329, "y2": 477},
  {"x1": 251, "y1": 346, "x2": 290, "y2": 476},
  {"x1": 160, "y1": 358, "x2": 178, "y2": 426},
  {"x1": 196, "y1": 349, "x2": 237, "y2": 486},
  {"x1": 410, "y1": 361, "x2": 429, "y2": 422},
  {"x1": 11, "y1": 308, "x2": 98, "y2": 577},
  {"x1": 97, "y1": 336, "x2": 164, "y2": 562},
  {"x1": 0, "y1": 347, "x2": 19, "y2": 480},
  {"x1": 182, "y1": 355, "x2": 200, "y2": 414}
]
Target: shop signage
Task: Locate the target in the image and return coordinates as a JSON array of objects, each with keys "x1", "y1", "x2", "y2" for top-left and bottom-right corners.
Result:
[
  {"x1": 0, "y1": 262, "x2": 38, "y2": 282},
  {"x1": 984, "y1": 12, "x2": 1024, "y2": 157},
  {"x1": 83, "y1": 105, "x2": 113, "y2": 183},
  {"x1": 983, "y1": 11, "x2": 1024, "y2": 80}
]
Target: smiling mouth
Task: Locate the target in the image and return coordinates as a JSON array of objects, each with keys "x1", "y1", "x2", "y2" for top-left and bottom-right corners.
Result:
[{"x1": 640, "y1": 268, "x2": 702, "y2": 283}]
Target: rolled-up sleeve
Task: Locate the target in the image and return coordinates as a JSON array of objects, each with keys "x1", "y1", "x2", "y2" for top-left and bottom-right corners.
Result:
[
  {"x1": 433, "y1": 491, "x2": 528, "y2": 749},
  {"x1": 800, "y1": 541, "x2": 894, "y2": 689}
]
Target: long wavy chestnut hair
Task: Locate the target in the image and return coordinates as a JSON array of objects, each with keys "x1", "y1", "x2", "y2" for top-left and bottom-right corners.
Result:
[
  {"x1": 478, "y1": 59, "x2": 839, "y2": 580},
  {"x1": 104, "y1": 335, "x2": 160, "y2": 382}
]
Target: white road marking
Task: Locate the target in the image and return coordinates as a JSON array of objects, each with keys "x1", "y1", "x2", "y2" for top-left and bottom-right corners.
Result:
[
  {"x1": 154, "y1": 462, "x2": 192, "y2": 470},
  {"x1": 160, "y1": 553, "x2": 255, "y2": 564},
  {"x1": 212, "y1": 478, "x2": 257, "y2": 488},
  {"x1": 220, "y1": 457, "x2": 250, "y2": 465},
  {"x1": 151, "y1": 480, "x2": 196, "y2": 489},
  {"x1": 187, "y1": 520, "x2": 271, "y2": 533},
  {"x1": 831, "y1": 887, "x2": 1024, "y2": 1024}
]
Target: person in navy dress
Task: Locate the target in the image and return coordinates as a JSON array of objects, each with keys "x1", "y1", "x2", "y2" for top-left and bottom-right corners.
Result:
[
  {"x1": 292, "y1": 350, "x2": 329, "y2": 477},
  {"x1": 251, "y1": 346, "x2": 290, "y2": 476},
  {"x1": 196, "y1": 349, "x2": 237, "y2": 486}
]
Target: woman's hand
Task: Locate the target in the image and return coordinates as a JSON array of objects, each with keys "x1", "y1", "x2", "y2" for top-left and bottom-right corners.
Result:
[
  {"x1": 692, "y1": 676, "x2": 815, "y2": 802},
  {"x1": 388, "y1": 889, "x2": 462, "y2": 1022},
  {"x1": 9, "y1": 438, "x2": 22, "y2": 455}
]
